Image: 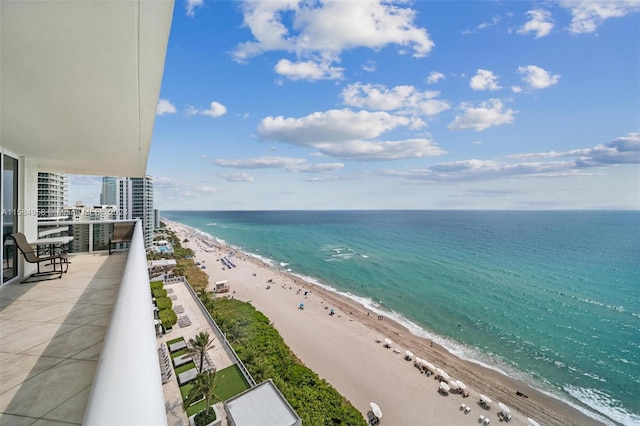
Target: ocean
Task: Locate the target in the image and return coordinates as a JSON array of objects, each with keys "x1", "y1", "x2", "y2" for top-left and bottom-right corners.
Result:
[{"x1": 162, "y1": 210, "x2": 640, "y2": 425}]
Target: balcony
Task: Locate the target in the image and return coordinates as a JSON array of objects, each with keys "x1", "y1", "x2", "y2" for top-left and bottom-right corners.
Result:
[{"x1": 0, "y1": 221, "x2": 165, "y2": 425}]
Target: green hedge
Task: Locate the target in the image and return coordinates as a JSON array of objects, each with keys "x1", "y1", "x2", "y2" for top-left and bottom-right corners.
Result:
[
  {"x1": 159, "y1": 309, "x2": 177, "y2": 328},
  {"x1": 150, "y1": 281, "x2": 164, "y2": 291},
  {"x1": 204, "y1": 298, "x2": 365, "y2": 425},
  {"x1": 156, "y1": 297, "x2": 172, "y2": 310},
  {"x1": 194, "y1": 409, "x2": 216, "y2": 426},
  {"x1": 153, "y1": 288, "x2": 168, "y2": 298}
]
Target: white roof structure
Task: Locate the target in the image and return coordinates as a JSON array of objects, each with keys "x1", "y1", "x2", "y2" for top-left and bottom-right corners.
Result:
[
  {"x1": 1, "y1": 0, "x2": 173, "y2": 177},
  {"x1": 149, "y1": 259, "x2": 177, "y2": 268},
  {"x1": 225, "y1": 380, "x2": 301, "y2": 426}
]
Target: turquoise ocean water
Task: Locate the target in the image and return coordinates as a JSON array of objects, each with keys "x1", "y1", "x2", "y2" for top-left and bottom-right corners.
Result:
[{"x1": 163, "y1": 210, "x2": 639, "y2": 425}]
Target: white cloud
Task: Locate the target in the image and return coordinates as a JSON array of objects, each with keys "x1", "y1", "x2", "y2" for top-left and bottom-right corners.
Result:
[
  {"x1": 341, "y1": 83, "x2": 449, "y2": 117},
  {"x1": 362, "y1": 60, "x2": 377, "y2": 72},
  {"x1": 426, "y1": 71, "x2": 445, "y2": 84},
  {"x1": 274, "y1": 59, "x2": 344, "y2": 81},
  {"x1": 387, "y1": 132, "x2": 640, "y2": 182},
  {"x1": 576, "y1": 132, "x2": 640, "y2": 166},
  {"x1": 448, "y1": 99, "x2": 517, "y2": 131},
  {"x1": 463, "y1": 15, "x2": 501, "y2": 34},
  {"x1": 233, "y1": 0, "x2": 434, "y2": 79},
  {"x1": 185, "y1": 105, "x2": 199, "y2": 117},
  {"x1": 187, "y1": 101, "x2": 228, "y2": 118},
  {"x1": 258, "y1": 109, "x2": 445, "y2": 161},
  {"x1": 518, "y1": 9, "x2": 554, "y2": 38},
  {"x1": 517, "y1": 65, "x2": 560, "y2": 90},
  {"x1": 511, "y1": 86, "x2": 523, "y2": 93},
  {"x1": 470, "y1": 69, "x2": 502, "y2": 91},
  {"x1": 154, "y1": 177, "x2": 218, "y2": 198},
  {"x1": 157, "y1": 99, "x2": 177, "y2": 115},
  {"x1": 312, "y1": 138, "x2": 445, "y2": 161},
  {"x1": 506, "y1": 132, "x2": 640, "y2": 166},
  {"x1": 215, "y1": 157, "x2": 306, "y2": 169},
  {"x1": 259, "y1": 109, "x2": 411, "y2": 144},
  {"x1": 186, "y1": 0, "x2": 204, "y2": 17},
  {"x1": 214, "y1": 156, "x2": 346, "y2": 173},
  {"x1": 560, "y1": 0, "x2": 640, "y2": 34},
  {"x1": 296, "y1": 163, "x2": 345, "y2": 173},
  {"x1": 219, "y1": 172, "x2": 255, "y2": 182},
  {"x1": 201, "y1": 101, "x2": 227, "y2": 118}
]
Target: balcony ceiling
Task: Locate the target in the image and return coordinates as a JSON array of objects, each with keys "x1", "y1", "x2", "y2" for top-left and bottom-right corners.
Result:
[{"x1": 0, "y1": 0, "x2": 173, "y2": 177}]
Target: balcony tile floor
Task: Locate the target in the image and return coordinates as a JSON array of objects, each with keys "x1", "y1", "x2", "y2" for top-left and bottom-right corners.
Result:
[{"x1": 0, "y1": 253, "x2": 125, "y2": 425}]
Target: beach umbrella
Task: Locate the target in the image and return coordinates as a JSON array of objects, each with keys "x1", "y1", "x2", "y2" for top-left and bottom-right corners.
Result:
[
  {"x1": 370, "y1": 402, "x2": 383, "y2": 419},
  {"x1": 424, "y1": 361, "x2": 436, "y2": 372},
  {"x1": 527, "y1": 418, "x2": 540, "y2": 426},
  {"x1": 405, "y1": 350, "x2": 414, "y2": 360},
  {"x1": 448, "y1": 380, "x2": 459, "y2": 390},
  {"x1": 414, "y1": 357, "x2": 423, "y2": 366},
  {"x1": 456, "y1": 380, "x2": 467, "y2": 391},
  {"x1": 439, "y1": 382, "x2": 450, "y2": 392},
  {"x1": 498, "y1": 402, "x2": 510, "y2": 414},
  {"x1": 479, "y1": 394, "x2": 492, "y2": 405},
  {"x1": 436, "y1": 368, "x2": 450, "y2": 382},
  {"x1": 384, "y1": 338, "x2": 392, "y2": 347}
]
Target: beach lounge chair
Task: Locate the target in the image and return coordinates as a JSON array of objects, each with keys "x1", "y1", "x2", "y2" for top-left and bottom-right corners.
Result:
[
  {"x1": 109, "y1": 222, "x2": 135, "y2": 254},
  {"x1": 9, "y1": 232, "x2": 68, "y2": 282}
]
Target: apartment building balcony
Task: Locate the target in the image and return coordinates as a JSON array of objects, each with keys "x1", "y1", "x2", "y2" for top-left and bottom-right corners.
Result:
[{"x1": 0, "y1": 222, "x2": 165, "y2": 425}]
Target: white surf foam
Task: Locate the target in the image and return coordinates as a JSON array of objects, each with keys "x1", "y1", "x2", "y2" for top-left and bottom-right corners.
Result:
[{"x1": 564, "y1": 385, "x2": 637, "y2": 426}]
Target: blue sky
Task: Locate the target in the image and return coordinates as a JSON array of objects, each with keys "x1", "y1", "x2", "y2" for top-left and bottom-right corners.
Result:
[{"x1": 69, "y1": 0, "x2": 640, "y2": 210}]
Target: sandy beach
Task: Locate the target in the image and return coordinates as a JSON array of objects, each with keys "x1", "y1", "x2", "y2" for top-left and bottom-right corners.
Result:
[{"x1": 165, "y1": 220, "x2": 602, "y2": 426}]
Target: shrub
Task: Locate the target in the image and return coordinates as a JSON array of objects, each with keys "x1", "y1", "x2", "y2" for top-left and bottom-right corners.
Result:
[
  {"x1": 194, "y1": 409, "x2": 216, "y2": 426},
  {"x1": 156, "y1": 297, "x2": 172, "y2": 310},
  {"x1": 153, "y1": 288, "x2": 168, "y2": 298},
  {"x1": 159, "y1": 309, "x2": 177, "y2": 328},
  {"x1": 206, "y1": 298, "x2": 365, "y2": 425},
  {"x1": 150, "y1": 281, "x2": 164, "y2": 291}
]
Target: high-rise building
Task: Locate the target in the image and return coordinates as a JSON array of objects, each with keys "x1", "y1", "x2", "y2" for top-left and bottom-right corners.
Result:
[
  {"x1": 66, "y1": 203, "x2": 116, "y2": 252},
  {"x1": 100, "y1": 176, "x2": 117, "y2": 205},
  {"x1": 37, "y1": 172, "x2": 67, "y2": 219},
  {"x1": 104, "y1": 176, "x2": 155, "y2": 249}
]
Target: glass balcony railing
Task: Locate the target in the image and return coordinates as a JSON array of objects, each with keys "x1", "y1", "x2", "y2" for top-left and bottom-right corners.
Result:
[{"x1": 37, "y1": 219, "x2": 137, "y2": 253}]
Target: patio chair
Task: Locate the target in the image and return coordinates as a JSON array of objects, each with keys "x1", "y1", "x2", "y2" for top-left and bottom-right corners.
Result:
[
  {"x1": 8, "y1": 232, "x2": 68, "y2": 282},
  {"x1": 109, "y1": 222, "x2": 135, "y2": 254}
]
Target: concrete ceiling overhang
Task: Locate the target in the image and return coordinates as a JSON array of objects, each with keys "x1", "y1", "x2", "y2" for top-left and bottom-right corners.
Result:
[{"x1": 0, "y1": 0, "x2": 174, "y2": 177}]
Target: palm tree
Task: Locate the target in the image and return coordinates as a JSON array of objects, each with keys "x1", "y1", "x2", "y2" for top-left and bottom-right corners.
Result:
[
  {"x1": 197, "y1": 288, "x2": 213, "y2": 306},
  {"x1": 183, "y1": 371, "x2": 221, "y2": 418},
  {"x1": 226, "y1": 321, "x2": 247, "y2": 345},
  {"x1": 189, "y1": 331, "x2": 215, "y2": 373}
]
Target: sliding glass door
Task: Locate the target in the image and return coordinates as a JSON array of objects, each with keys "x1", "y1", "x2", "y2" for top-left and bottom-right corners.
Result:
[{"x1": 2, "y1": 154, "x2": 19, "y2": 283}]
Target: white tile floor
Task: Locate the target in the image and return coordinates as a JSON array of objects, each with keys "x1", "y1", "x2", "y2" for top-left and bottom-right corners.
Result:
[{"x1": 0, "y1": 253, "x2": 125, "y2": 425}]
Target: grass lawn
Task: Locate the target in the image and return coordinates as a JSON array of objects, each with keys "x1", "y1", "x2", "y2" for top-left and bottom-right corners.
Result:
[
  {"x1": 175, "y1": 362, "x2": 196, "y2": 375},
  {"x1": 167, "y1": 336, "x2": 185, "y2": 345},
  {"x1": 181, "y1": 364, "x2": 252, "y2": 417},
  {"x1": 185, "y1": 399, "x2": 210, "y2": 417},
  {"x1": 170, "y1": 349, "x2": 188, "y2": 359},
  {"x1": 214, "y1": 364, "x2": 251, "y2": 401}
]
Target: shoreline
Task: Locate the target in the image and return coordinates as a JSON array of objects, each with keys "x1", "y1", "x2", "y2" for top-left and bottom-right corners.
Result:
[{"x1": 164, "y1": 220, "x2": 605, "y2": 426}]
